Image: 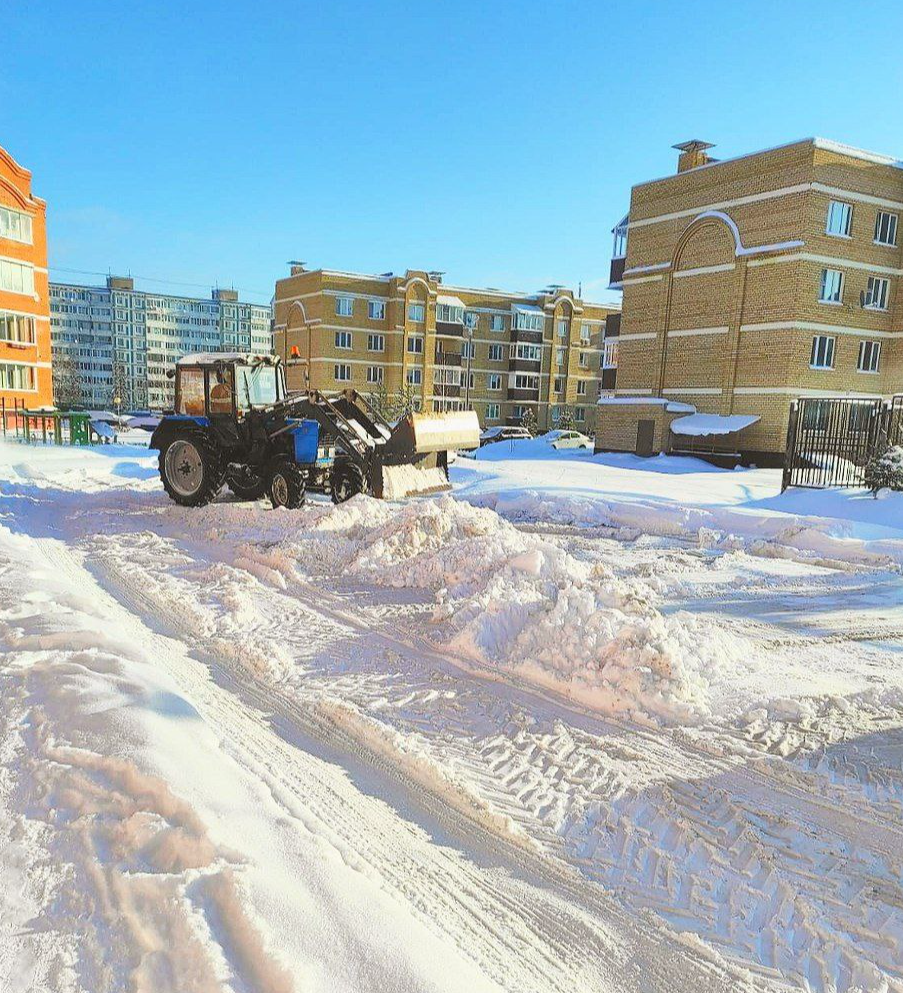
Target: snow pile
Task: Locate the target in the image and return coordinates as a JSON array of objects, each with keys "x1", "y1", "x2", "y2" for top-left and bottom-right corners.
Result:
[{"x1": 264, "y1": 496, "x2": 748, "y2": 724}]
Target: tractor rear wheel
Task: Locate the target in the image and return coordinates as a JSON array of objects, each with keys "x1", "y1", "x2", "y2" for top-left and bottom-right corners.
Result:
[
  {"x1": 226, "y1": 466, "x2": 267, "y2": 501},
  {"x1": 267, "y1": 459, "x2": 307, "y2": 509},
  {"x1": 330, "y1": 462, "x2": 367, "y2": 503},
  {"x1": 159, "y1": 434, "x2": 225, "y2": 507}
]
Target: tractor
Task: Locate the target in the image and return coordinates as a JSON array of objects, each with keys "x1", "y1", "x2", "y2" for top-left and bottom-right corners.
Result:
[{"x1": 149, "y1": 352, "x2": 480, "y2": 508}]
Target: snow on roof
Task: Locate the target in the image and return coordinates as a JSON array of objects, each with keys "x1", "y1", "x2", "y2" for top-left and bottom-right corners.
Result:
[
  {"x1": 597, "y1": 397, "x2": 696, "y2": 413},
  {"x1": 176, "y1": 352, "x2": 277, "y2": 365},
  {"x1": 670, "y1": 413, "x2": 760, "y2": 437},
  {"x1": 436, "y1": 294, "x2": 466, "y2": 309},
  {"x1": 511, "y1": 302, "x2": 545, "y2": 315}
]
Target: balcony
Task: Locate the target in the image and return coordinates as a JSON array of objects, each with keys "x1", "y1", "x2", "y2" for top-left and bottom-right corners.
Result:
[
  {"x1": 507, "y1": 386, "x2": 540, "y2": 402},
  {"x1": 434, "y1": 382, "x2": 461, "y2": 397},
  {"x1": 601, "y1": 367, "x2": 617, "y2": 390},
  {"x1": 510, "y1": 325, "x2": 544, "y2": 345},
  {"x1": 435, "y1": 320, "x2": 464, "y2": 338},
  {"x1": 508, "y1": 357, "x2": 541, "y2": 374},
  {"x1": 604, "y1": 312, "x2": 621, "y2": 337},
  {"x1": 608, "y1": 257, "x2": 626, "y2": 289},
  {"x1": 434, "y1": 348, "x2": 462, "y2": 367}
]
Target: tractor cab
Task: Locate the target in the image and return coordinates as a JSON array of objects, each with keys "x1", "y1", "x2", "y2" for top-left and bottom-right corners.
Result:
[{"x1": 172, "y1": 352, "x2": 286, "y2": 420}]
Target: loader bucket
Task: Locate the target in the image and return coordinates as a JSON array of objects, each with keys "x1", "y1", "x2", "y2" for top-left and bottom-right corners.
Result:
[{"x1": 376, "y1": 409, "x2": 480, "y2": 499}]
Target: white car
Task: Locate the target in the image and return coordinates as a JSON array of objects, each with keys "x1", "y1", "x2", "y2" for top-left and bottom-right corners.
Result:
[{"x1": 544, "y1": 429, "x2": 593, "y2": 450}]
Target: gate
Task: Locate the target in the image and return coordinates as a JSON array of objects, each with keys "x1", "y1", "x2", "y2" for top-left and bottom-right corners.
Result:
[{"x1": 782, "y1": 396, "x2": 903, "y2": 490}]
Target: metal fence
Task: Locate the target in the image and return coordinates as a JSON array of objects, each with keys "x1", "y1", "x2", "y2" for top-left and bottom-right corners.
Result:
[{"x1": 782, "y1": 395, "x2": 903, "y2": 490}]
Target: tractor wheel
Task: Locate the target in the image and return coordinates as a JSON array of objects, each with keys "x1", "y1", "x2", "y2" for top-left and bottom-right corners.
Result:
[
  {"x1": 226, "y1": 466, "x2": 267, "y2": 501},
  {"x1": 330, "y1": 462, "x2": 367, "y2": 504},
  {"x1": 267, "y1": 459, "x2": 307, "y2": 509},
  {"x1": 159, "y1": 433, "x2": 225, "y2": 507}
]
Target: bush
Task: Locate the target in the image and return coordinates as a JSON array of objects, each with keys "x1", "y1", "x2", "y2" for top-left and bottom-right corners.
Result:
[{"x1": 864, "y1": 444, "x2": 903, "y2": 495}]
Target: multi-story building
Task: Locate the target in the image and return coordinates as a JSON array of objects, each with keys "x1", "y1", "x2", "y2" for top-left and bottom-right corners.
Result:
[
  {"x1": 49, "y1": 277, "x2": 273, "y2": 410},
  {"x1": 0, "y1": 143, "x2": 51, "y2": 411},
  {"x1": 273, "y1": 266, "x2": 620, "y2": 431},
  {"x1": 599, "y1": 138, "x2": 903, "y2": 463}
]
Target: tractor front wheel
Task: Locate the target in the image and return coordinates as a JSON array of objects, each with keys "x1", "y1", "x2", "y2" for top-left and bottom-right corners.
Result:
[
  {"x1": 331, "y1": 462, "x2": 367, "y2": 503},
  {"x1": 267, "y1": 459, "x2": 307, "y2": 509},
  {"x1": 159, "y1": 434, "x2": 225, "y2": 507},
  {"x1": 227, "y1": 466, "x2": 267, "y2": 501}
]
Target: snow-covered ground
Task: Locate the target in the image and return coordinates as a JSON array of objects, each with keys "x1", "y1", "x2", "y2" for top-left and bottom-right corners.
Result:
[{"x1": 2, "y1": 439, "x2": 903, "y2": 992}]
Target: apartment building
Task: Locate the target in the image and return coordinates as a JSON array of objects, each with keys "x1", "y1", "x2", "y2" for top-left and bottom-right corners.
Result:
[
  {"x1": 599, "y1": 138, "x2": 903, "y2": 463},
  {"x1": 0, "y1": 143, "x2": 51, "y2": 410},
  {"x1": 273, "y1": 266, "x2": 619, "y2": 431},
  {"x1": 50, "y1": 277, "x2": 273, "y2": 410}
]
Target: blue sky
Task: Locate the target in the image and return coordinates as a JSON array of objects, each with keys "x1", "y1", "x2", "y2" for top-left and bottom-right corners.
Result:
[{"x1": 3, "y1": 0, "x2": 903, "y2": 304}]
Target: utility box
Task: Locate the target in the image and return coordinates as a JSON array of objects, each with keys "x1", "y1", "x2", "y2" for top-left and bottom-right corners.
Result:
[{"x1": 291, "y1": 419, "x2": 320, "y2": 463}]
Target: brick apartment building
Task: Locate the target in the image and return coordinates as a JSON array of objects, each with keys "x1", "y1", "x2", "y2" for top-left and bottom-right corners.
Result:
[
  {"x1": 273, "y1": 266, "x2": 620, "y2": 431},
  {"x1": 0, "y1": 143, "x2": 51, "y2": 412},
  {"x1": 598, "y1": 138, "x2": 903, "y2": 463}
]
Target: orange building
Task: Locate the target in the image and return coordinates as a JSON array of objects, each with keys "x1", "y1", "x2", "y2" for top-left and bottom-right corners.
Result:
[{"x1": 0, "y1": 143, "x2": 51, "y2": 413}]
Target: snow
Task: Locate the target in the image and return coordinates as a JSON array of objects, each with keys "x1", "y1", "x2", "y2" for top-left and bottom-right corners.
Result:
[
  {"x1": 597, "y1": 396, "x2": 696, "y2": 412},
  {"x1": 176, "y1": 352, "x2": 275, "y2": 365},
  {"x1": 4, "y1": 437, "x2": 903, "y2": 993},
  {"x1": 669, "y1": 412, "x2": 760, "y2": 436}
]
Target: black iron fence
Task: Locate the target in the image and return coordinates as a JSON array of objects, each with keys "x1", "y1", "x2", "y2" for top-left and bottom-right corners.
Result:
[{"x1": 782, "y1": 395, "x2": 903, "y2": 490}]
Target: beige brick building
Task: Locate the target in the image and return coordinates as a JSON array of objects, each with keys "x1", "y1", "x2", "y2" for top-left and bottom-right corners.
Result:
[
  {"x1": 598, "y1": 138, "x2": 903, "y2": 464},
  {"x1": 273, "y1": 266, "x2": 620, "y2": 431}
]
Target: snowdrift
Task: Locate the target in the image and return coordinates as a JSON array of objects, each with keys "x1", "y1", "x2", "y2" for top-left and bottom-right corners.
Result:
[{"x1": 260, "y1": 496, "x2": 748, "y2": 725}]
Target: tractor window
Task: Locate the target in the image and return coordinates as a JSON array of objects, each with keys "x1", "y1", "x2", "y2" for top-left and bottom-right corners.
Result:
[
  {"x1": 177, "y1": 368, "x2": 206, "y2": 416},
  {"x1": 209, "y1": 366, "x2": 235, "y2": 415},
  {"x1": 235, "y1": 364, "x2": 279, "y2": 409}
]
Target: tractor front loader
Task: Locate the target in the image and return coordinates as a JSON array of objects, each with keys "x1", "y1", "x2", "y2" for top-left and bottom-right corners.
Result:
[{"x1": 149, "y1": 353, "x2": 480, "y2": 509}]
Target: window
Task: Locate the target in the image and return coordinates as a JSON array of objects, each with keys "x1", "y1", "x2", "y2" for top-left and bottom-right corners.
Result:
[
  {"x1": 810, "y1": 335, "x2": 836, "y2": 369},
  {"x1": 512, "y1": 405, "x2": 526, "y2": 420},
  {"x1": 334, "y1": 330, "x2": 352, "y2": 349},
  {"x1": 334, "y1": 363, "x2": 351, "y2": 382},
  {"x1": 551, "y1": 406, "x2": 561, "y2": 422},
  {"x1": 468, "y1": 372, "x2": 475, "y2": 390},
  {"x1": 436, "y1": 303, "x2": 464, "y2": 324},
  {"x1": 514, "y1": 310, "x2": 544, "y2": 332},
  {"x1": 0, "y1": 312, "x2": 36, "y2": 344},
  {"x1": 0, "y1": 206, "x2": 33, "y2": 245},
  {"x1": 367, "y1": 365, "x2": 384, "y2": 384},
  {"x1": 489, "y1": 315, "x2": 505, "y2": 332},
  {"x1": 176, "y1": 367, "x2": 205, "y2": 414},
  {"x1": 825, "y1": 201, "x2": 852, "y2": 237},
  {"x1": 407, "y1": 368, "x2": 422, "y2": 385},
  {"x1": 488, "y1": 344, "x2": 504, "y2": 361},
  {"x1": 464, "y1": 311, "x2": 478, "y2": 330},
  {"x1": 510, "y1": 342, "x2": 541, "y2": 362},
  {"x1": 802, "y1": 399, "x2": 829, "y2": 431},
  {"x1": 557, "y1": 319, "x2": 568, "y2": 338},
  {"x1": 0, "y1": 259, "x2": 35, "y2": 296},
  {"x1": 513, "y1": 373, "x2": 540, "y2": 390},
  {"x1": 368, "y1": 300, "x2": 385, "y2": 320},
  {"x1": 875, "y1": 211, "x2": 898, "y2": 246},
  {"x1": 335, "y1": 296, "x2": 354, "y2": 317},
  {"x1": 486, "y1": 403, "x2": 500, "y2": 420},
  {"x1": 612, "y1": 217, "x2": 628, "y2": 259},
  {"x1": 858, "y1": 340, "x2": 881, "y2": 373},
  {"x1": 576, "y1": 380, "x2": 587, "y2": 396},
  {"x1": 578, "y1": 352, "x2": 589, "y2": 368},
  {"x1": 0, "y1": 362, "x2": 35, "y2": 391},
  {"x1": 864, "y1": 275, "x2": 890, "y2": 310},
  {"x1": 819, "y1": 268, "x2": 844, "y2": 304},
  {"x1": 368, "y1": 333, "x2": 385, "y2": 352},
  {"x1": 556, "y1": 347, "x2": 566, "y2": 366},
  {"x1": 580, "y1": 323, "x2": 592, "y2": 342},
  {"x1": 554, "y1": 377, "x2": 564, "y2": 393},
  {"x1": 575, "y1": 407, "x2": 586, "y2": 423},
  {"x1": 407, "y1": 302, "x2": 425, "y2": 322},
  {"x1": 462, "y1": 341, "x2": 474, "y2": 359},
  {"x1": 488, "y1": 373, "x2": 502, "y2": 390},
  {"x1": 407, "y1": 334, "x2": 424, "y2": 354},
  {"x1": 603, "y1": 339, "x2": 619, "y2": 369}
]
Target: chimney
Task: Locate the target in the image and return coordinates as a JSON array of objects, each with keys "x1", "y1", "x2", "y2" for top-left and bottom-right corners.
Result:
[{"x1": 673, "y1": 140, "x2": 716, "y2": 173}]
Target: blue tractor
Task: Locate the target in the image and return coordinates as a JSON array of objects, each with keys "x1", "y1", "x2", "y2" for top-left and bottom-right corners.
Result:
[{"x1": 149, "y1": 353, "x2": 480, "y2": 508}]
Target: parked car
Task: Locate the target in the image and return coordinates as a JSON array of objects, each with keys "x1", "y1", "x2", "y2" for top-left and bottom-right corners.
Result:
[
  {"x1": 543, "y1": 429, "x2": 593, "y2": 450},
  {"x1": 479, "y1": 426, "x2": 533, "y2": 446}
]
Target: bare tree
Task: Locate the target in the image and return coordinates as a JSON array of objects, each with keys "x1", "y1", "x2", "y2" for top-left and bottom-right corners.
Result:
[{"x1": 52, "y1": 351, "x2": 84, "y2": 409}]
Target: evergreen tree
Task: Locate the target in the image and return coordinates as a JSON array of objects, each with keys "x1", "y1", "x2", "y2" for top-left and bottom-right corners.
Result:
[{"x1": 521, "y1": 406, "x2": 538, "y2": 436}]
